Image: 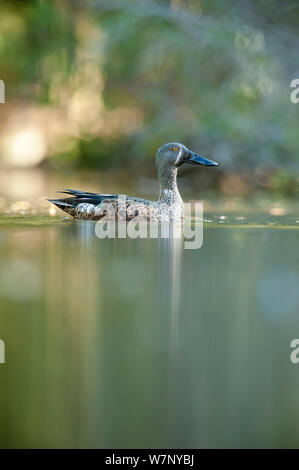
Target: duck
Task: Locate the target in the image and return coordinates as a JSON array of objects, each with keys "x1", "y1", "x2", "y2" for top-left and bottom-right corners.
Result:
[{"x1": 48, "y1": 142, "x2": 218, "y2": 221}]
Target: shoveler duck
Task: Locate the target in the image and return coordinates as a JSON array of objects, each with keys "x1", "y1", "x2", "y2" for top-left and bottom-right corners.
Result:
[{"x1": 48, "y1": 142, "x2": 218, "y2": 221}]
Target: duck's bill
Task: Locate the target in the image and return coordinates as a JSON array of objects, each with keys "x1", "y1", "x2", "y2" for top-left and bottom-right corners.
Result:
[{"x1": 185, "y1": 152, "x2": 218, "y2": 166}]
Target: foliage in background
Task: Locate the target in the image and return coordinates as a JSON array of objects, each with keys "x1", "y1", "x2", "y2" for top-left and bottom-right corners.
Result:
[{"x1": 0, "y1": 0, "x2": 299, "y2": 194}]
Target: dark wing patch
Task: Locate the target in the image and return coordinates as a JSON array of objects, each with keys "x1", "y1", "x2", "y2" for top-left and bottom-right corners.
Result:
[
  {"x1": 60, "y1": 188, "x2": 117, "y2": 197},
  {"x1": 48, "y1": 189, "x2": 154, "y2": 219},
  {"x1": 59, "y1": 189, "x2": 118, "y2": 204}
]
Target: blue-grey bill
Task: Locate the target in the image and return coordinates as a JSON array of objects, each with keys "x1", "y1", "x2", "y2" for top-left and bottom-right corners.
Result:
[{"x1": 187, "y1": 152, "x2": 218, "y2": 166}]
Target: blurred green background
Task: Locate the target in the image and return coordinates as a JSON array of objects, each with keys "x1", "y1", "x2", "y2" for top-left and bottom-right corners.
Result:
[
  {"x1": 0, "y1": 0, "x2": 299, "y2": 199},
  {"x1": 1, "y1": 1, "x2": 299, "y2": 450}
]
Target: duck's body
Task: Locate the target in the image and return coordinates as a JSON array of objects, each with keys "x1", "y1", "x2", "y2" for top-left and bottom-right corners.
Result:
[
  {"x1": 49, "y1": 189, "x2": 183, "y2": 222},
  {"x1": 49, "y1": 143, "x2": 218, "y2": 221}
]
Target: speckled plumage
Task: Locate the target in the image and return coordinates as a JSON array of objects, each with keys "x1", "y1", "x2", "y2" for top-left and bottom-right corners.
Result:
[{"x1": 49, "y1": 143, "x2": 218, "y2": 221}]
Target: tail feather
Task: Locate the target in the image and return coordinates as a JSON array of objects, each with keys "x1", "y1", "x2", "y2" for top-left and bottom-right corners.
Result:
[
  {"x1": 59, "y1": 189, "x2": 117, "y2": 199},
  {"x1": 47, "y1": 189, "x2": 141, "y2": 218},
  {"x1": 59, "y1": 189, "x2": 98, "y2": 197},
  {"x1": 47, "y1": 199, "x2": 72, "y2": 208},
  {"x1": 47, "y1": 198, "x2": 79, "y2": 217},
  {"x1": 47, "y1": 189, "x2": 116, "y2": 217}
]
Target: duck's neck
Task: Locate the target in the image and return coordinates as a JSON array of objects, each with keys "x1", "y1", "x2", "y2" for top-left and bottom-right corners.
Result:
[{"x1": 158, "y1": 166, "x2": 183, "y2": 205}]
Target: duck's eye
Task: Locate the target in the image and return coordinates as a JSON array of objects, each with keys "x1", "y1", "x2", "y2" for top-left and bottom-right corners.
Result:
[{"x1": 172, "y1": 146, "x2": 179, "y2": 151}]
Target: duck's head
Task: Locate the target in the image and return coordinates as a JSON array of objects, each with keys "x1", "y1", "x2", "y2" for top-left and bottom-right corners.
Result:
[{"x1": 156, "y1": 142, "x2": 218, "y2": 172}]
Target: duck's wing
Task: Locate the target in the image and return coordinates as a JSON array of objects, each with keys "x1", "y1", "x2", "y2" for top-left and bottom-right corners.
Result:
[
  {"x1": 48, "y1": 189, "x2": 116, "y2": 213},
  {"x1": 48, "y1": 189, "x2": 152, "y2": 219}
]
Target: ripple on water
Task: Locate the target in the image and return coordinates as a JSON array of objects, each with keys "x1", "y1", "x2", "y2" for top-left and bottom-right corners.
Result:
[{"x1": 0, "y1": 199, "x2": 298, "y2": 228}]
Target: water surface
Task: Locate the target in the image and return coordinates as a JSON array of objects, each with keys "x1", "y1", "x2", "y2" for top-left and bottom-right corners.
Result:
[{"x1": 0, "y1": 210, "x2": 299, "y2": 448}]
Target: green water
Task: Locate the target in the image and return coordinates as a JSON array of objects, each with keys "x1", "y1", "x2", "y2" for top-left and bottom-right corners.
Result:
[{"x1": 0, "y1": 213, "x2": 299, "y2": 448}]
